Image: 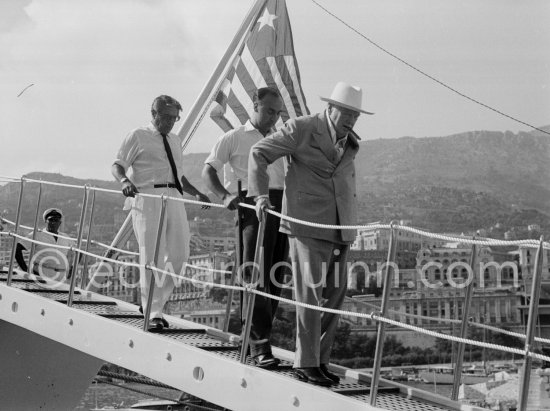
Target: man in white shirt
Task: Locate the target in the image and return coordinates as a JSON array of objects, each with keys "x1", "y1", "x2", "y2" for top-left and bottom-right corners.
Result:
[
  {"x1": 15, "y1": 208, "x2": 74, "y2": 282},
  {"x1": 202, "y1": 87, "x2": 288, "y2": 368},
  {"x1": 112, "y1": 95, "x2": 211, "y2": 331}
]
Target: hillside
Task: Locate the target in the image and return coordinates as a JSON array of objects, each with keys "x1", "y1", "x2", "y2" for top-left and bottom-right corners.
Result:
[{"x1": 1, "y1": 127, "x2": 549, "y2": 237}]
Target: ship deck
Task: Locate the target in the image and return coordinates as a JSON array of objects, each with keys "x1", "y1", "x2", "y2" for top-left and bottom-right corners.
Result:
[{"x1": 0, "y1": 271, "x2": 486, "y2": 411}]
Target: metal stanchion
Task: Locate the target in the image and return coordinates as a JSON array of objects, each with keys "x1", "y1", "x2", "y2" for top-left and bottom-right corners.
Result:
[
  {"x1": 239, "y1": 212, "x2": 266, "y2": 362},
  {"x1": 27, "y1": 183, "x2": 43, "y2": 275},
  {"x1": 518, "y1": 236, "x2": 545, "y2": 411},
  {"x1": 7, "y1": 179, "x2": 25, "y2": 286},
  {"x1": 80, "y1": 189, "x2": 96, "y2": 289},
  {"x1": 451, "y1": 240, "x2": 477, "y2": 400},
  {"x1": 67, "y1": 185, "x2": 90, "y2": 306},
  {"x1": 143, "y1": 195, "x2": 168, "y2": 332},
  {"x1": 369, "y1": 221, "x2": 398, "y2": 407},
  {"x1": 223, "y1": 181, "x2": 244, "y2": 333}
]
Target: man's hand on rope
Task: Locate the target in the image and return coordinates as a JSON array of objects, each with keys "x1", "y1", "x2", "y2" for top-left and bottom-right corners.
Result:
[
  {"x1": 121, "y1": 178, "x2": 138, "y2": 198},
  {"x1": 255, "y1": 196, "x2": 273, "y2": 222},
  {"x1": 222, "y1": 193, "x2": 243, "y2": 211},
  {"x1": 195, "y1": 192, "x2": 212, "y2": 209}
]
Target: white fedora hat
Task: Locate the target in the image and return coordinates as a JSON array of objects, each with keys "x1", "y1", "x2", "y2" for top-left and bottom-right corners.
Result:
[{"x1": 320, "y1": 82, "x2": 374, "y2": 115}]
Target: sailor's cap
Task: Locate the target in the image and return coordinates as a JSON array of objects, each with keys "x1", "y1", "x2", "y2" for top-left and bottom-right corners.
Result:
[{"x1": 43, "y1": 208, "x2": 63, "y2": 221}]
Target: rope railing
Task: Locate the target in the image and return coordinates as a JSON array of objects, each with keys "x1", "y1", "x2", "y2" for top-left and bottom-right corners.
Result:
[
  {"x1": 349, "y1": 293, "x2": 550, "y2": 345},
  {"x1": 3, "y1": 176, "x2": 548, "y2": 367},
  {"x1": 5, "y1": 227, "x2": 548, "y2": 367},
  {"x1": 371, "y1": 313, "x2": 550, "y2": 364},
  {"x1": 10, "y1": 226, "x2": 550, "y2": 346},
  {"x1": 4, "y1": 177, "x2": 548, "y2": 248},
  {"x1": 1, "y1": 217, "x2": 139, "y2": 256}
]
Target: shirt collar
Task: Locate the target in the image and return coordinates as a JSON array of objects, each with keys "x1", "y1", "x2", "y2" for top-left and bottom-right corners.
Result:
[
  {"x1": 244, "y1": 119, "x2": 273, "y2": 136},
  {"x1": 147, "y1": 122, "x2": 172, "y2": 138},
  {"x1": 244, "y1": 120, "x2": 258, "y2": 132}
]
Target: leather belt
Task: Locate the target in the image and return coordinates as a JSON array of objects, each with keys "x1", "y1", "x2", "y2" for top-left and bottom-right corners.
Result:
[{"x1": 154, "y1": 183, "x2": 178, "y2": 189}]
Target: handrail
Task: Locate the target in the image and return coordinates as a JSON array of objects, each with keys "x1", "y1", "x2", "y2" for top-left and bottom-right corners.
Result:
[
  {"x1": 3, "y1": 174, "x2": 549, "y2": 408},
  {"x1": 518, "y1": 236, "x2": 545, "y2": 411},
  {"x1": 370, "y1": 222, "x2": 398, "y2": 406},
  {"x1": 451, "y1": 241, "x2": 477, "y2": 400},
  {"x1": 3, "y1": 177, "x2": 548, "y2": 247}
]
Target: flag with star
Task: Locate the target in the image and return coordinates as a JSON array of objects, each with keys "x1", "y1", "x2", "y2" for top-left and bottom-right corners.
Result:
[{"x1": 210, "y1": 0, "x2": 309, "y2": 131}]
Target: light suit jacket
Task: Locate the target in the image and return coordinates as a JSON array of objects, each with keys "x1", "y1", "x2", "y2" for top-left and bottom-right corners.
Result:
[{"x1": 248, "y1": 111, "x2": 359, "y2": 244}]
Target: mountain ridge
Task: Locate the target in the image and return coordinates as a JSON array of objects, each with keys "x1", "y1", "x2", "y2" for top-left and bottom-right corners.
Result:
[{"x1": 1, "y1": 127, "x2": 549, "y2": 236}]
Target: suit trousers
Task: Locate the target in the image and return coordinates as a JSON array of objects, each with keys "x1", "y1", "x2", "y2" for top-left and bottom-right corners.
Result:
[
  {"x1": 240, "y1": 189, "x2": 289, "y2": 357},
  {"x1": 288, "y1": 236, "x2": 349, "y2": 368},
  {"x1": 131, "y1": 187, "x2": 190, "y2": 320}
]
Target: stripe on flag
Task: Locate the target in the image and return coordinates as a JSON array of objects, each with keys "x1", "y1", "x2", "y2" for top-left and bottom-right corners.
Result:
[{"x1": 210, "y1": 0, "x2": 309, "y2": 131}]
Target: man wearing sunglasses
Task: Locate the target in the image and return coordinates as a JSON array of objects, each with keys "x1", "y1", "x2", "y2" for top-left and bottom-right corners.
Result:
[{"x1": 112, "y1": 95, "x2": 211, "y2": 331}]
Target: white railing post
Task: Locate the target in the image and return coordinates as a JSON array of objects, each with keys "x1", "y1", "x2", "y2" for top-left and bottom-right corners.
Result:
[
  {"x1": 67, "y1": 185, "x2": 90, "y2": 306},
  {"x1": 143, "y1": 195, "x2": 168, "y2": 332},
  {"x1": 240, "y1": 213, "x2": 266, "y2": 362},
  {"x1": 6, "y1": 178, "x2": 25, "y2": 286},
  {"x1": 451, "y1": 240, "x2": 477, "y2": 400},
  {"x1": 369, "y1": 221, "x2": 398, "y2": 406},
  {"x1": 80, "y1": 189, "x2": 96, "y2": 289},
  {"x1": 224, "y1": 181, "x2": 243, "y2": 332},
  {"x1": 27, "y1": 182, "x2": 43, "y2": 275},
  {"x1": 518, "y1": 236, "x2": 545, "y2": 411}
]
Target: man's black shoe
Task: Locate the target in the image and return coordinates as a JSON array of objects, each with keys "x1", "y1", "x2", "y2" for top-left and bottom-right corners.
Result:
[
  {"x1": 320, "y1": 364, "x2": 340, "y2": 384},
  {"x1": 293, "y1": 367, "x2": 333, "y2": 386},
  {"x1": 253, "y1": 353, "x2": 280, "y2": 369},
  {"x1": 140, "y1": 306, "x2": 169, "y2": 328},
  {"x1": 148, "y1": 318, "x2": 164, "y2": 332}
]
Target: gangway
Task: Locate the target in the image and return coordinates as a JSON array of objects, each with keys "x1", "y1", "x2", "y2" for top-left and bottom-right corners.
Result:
[{"x1": 0, "y1": 270, "x2": 482, "y2": 411}]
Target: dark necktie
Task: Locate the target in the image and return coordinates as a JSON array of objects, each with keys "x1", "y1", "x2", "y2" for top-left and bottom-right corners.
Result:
[{"x1": 161, "y1": 133, "x2": 184, "y2": 195}]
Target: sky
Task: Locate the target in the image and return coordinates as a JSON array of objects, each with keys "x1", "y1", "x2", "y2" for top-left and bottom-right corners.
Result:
[{"x1": 1, "y1": 0, "x2": 549, "y2": 181}]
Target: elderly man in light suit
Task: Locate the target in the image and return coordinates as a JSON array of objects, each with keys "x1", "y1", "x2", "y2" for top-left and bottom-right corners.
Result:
[{"x1": 248, "y1": 82, "x2": 374, "y2": 386}]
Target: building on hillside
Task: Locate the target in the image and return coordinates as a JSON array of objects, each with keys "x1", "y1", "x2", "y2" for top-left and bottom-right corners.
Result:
[
  {"x1": 343, "y1": 243, "x2": 524, "y2": 344},
  {"x1": 170, "y1": 251, "x2": 234, "y2": 309},
  {"x1": 351, "y1": 221, "x2": 446, "y2": 252},
  {"x1": 199, "y1": 236, "x2": 236, "y2": 252},
  {"x1": 93, "y1": 253, "x2": 140, "y2": 304},
  {"x1": 182, "y1": 305, "x2": 237, "y2": 331}
]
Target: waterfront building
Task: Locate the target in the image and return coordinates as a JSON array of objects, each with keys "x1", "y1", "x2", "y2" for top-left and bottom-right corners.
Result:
[
  {"x1": 343, "y1": 242, "x2": 524, "y2": 347},
  {"x1": 170, "y1": 251, "x2": 234, "y2": 308}
]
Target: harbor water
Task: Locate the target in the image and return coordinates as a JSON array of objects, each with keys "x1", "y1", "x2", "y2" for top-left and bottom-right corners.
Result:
[{"x1": 74, "y1": 371, "x2": 550, "y2": 410}]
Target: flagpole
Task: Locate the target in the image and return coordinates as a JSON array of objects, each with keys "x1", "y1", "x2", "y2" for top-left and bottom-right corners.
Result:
[{"x1": 176, "y1": 0, "x2": 269, "y2": 145}]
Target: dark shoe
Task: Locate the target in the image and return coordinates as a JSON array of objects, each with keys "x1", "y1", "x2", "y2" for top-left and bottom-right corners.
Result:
[
  {"x1": 293, "y1": 367, "x2": 333, "y2": 386},
  {"x1": 253, "y1": 353, "x2": 280, "y2": 369},
  {"x1": 140, "y1": 306, "x2": 169, "y2": 328},
  {"x1": 320, "y1": 364, "x2": 340, "y2": 384},
  {"x1": 148, "y1": 318, "x2": 164, "y2": 332}
]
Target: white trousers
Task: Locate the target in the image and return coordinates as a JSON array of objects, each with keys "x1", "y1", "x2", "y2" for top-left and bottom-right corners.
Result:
[{"x1": 131, "y1": 188, "x2": 190, "y2": 319}]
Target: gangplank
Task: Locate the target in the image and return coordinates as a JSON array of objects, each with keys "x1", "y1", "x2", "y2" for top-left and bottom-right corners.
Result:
[{"x1": 0, "y1": 271, "x2": 485, "y2": 411}]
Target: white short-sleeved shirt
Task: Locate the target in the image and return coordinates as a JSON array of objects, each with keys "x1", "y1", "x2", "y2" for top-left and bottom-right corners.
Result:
[
  {"x1": 19, "y1": 230, "x2": 74, "y2": 271},
  {"x1": 114, "y1": 123, "x2": 185, "y2": 189},
  {"x1": 205, "y1": 121, "x2": 285, "y2": 194}
]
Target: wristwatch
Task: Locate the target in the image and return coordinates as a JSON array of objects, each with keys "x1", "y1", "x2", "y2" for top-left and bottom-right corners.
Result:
[{"x1": 121, "y1": 177, "x2": 130, "y2": 184}]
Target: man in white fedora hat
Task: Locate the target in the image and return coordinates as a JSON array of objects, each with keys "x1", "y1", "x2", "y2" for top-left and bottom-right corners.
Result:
[{"x1": 248, "y1": 82, "x2": 373, "y2": 386}]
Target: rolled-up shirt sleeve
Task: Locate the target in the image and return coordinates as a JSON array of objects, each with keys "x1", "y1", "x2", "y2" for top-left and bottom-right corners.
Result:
[
  {"x1": 204, "y1": 132, "x2": 234, "y2": 171},
  {"x1": 114, "y1": 130, "x2": 140, "y2": 171}
]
